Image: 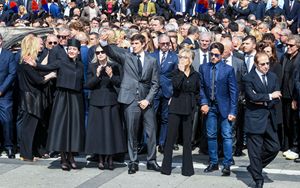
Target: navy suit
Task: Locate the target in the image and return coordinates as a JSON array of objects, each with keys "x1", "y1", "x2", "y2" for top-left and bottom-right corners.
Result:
[
  {"x1": 243, "y1": 69, "x2": 280, "y2": 183},
  {"x1": 248, "y1": 0, "x2": 266, "y2": 20},
  {"x1": 283, "y1": 0, "x2": 300, "y2": 33},
  {"x1": 169, "y1": 0, "x2": 192, "y2": 16},
  {"x1": 0, "y1": 48, "x2": 17, "y2": 149},
  {"x1": 151, "y1": 50, "x2": 178, "y2": 146},
  {"x1": 199, "y1": 61, "x2": 238, "y2": 166}
]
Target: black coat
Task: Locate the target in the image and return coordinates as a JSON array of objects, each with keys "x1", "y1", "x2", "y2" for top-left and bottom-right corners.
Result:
[
  {"x1": 85, "y1": 62, "x2": 121, "y2": 106},
  {"x1": 168, "y1": 67, "x2": 200, "y2": 115},
  {"x1": 18, "y1": 63, "x2": 45, "y2": 119},
  {"x1": 36, "y1": 57, "x2": 84, "y2": 92}
]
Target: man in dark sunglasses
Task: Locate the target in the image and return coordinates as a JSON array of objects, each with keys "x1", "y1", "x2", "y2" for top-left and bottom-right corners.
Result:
[
  {"x1": 45, "y1": 34, "x2": 59, "y2": 50},
  {"x1": 243, "y1": 52, "x2": 281, "y2": 188},
  {"x1": 199, "y1": 42, "x2": 238, "y2": 176},
  {"x1": 48, "y1": 28, "x2": 71, "y2": 64}
]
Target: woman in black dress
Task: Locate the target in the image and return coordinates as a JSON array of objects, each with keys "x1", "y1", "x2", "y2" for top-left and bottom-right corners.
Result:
[
  {"x1": 18, "y1": 35, "x2": 56, "y2": 161},
  {"x1": 161, "y1": 48, "x2": 200, "y2": 176},
  {"x1": 85, "y1": 45, "x2": 126, "y2": 170},
  {"x1": 25, "y1": 39, "x2": 85, "y2": 171}
]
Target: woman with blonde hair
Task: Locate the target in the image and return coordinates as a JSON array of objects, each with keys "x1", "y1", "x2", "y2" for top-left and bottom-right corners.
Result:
[{"x1": 18, "y1": 35, "x2": 56, "y2": 161}]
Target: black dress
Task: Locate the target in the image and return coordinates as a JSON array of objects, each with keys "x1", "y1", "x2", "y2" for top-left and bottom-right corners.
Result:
[
  {"x1": 85, "y1": 62, "x2": 126, "y2": 155},
  {"x1": 36, "y1": 57, "x2": 85, "y2": 152}
]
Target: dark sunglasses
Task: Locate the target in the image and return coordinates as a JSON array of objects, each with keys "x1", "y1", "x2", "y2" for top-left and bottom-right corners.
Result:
[
  {"x1": 48, "y1": 41, "x2": 58, "y2": 45},
  {"x1": 159, "y1": 42, "x2": 170, "y2": 46},
  {"x1": 95, "y1": 51, "x2": 105, "y2": 55},
  {"x1": 287, "y1": 43, "x2": 296, "y2": 47},
  {"x1": 258, "y1": 62, "x2": 270, "y2": 66},
  {"x1": 57, "y1": 35, "x2": 68, "y2": 39},
  {"x1": 0, "y1": 6, "x2": 3, "y2": 7},
  {"x1": 210, "y1": 52, "x2": 221, "y2": 58}
]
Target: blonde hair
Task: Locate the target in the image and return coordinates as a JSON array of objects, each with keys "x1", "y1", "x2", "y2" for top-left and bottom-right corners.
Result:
[
  {"x1": 21, "y1": 35, "x2": 40, "y2": 63},
  {"x1": 18, "y1": 5, "x2": 27, "y2": 15},
  {"x1": 178, "y1": 48, "x2": 195, "y2": 63}
]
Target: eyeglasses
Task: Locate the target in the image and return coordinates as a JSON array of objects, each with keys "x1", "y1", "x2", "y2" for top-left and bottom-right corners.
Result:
[
  {"x1": 57, "y1": 35, "x2": 68, "y2": 39},
  {"x1": 48, "y1": 41, "x2": 58, "y2": 45},
  {"x1": 159, "y1": 42, "x2": 170, "y2": 46},
  {"x1": 258, "y1": 62, "x2": 270, "y2": 66},
  {"x1": 210, "y1": 52, "x2": 221, "y2": 58},
  {"x1": 0, "y1": 5, "x2": 3, "y2": 7},
  {"x1": 287, "y1": 43, "x2": 296, "y2": 48},
  {"x1": 95, "y1": 51, "x2": 105, "y2": 55},
  {"x1": 178, "y1": 55, "x2": 189, "y2": 59}
]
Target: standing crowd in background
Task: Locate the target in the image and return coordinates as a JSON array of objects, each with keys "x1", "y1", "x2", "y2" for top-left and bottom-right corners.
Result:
[{"x1": 1, "y1": 0, "x2": 300, "y2": 187}]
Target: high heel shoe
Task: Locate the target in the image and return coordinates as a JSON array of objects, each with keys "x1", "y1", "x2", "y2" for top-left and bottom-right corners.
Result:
[
  {"x1": 98, "y1": 155, "x2": 105, "y2": 170},
  {"x1": 107, "y1": 155, "x2": 114, "y2": 170},
  {"x1": 67, "y1": 152, "x2": 78, "y2": 169},
  {"x1": 61, "y1": 152, "x2": 70, "y2": 171}
]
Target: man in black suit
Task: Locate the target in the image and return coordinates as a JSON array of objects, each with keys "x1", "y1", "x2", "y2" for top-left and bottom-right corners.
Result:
[{"x1": 243, "y1": 52, "x2": 281, "y2": 188}]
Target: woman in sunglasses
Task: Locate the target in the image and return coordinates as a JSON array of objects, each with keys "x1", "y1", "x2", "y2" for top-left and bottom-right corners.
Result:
[
  {"x1": 85, "y1": 45, "x2": 126, "y2": 170},
  {"x1": 24, "y1": 39, "x2": 85, "y2": 171},
  {"x1": 161, "y1": 48, "x2": 200, "y2": 176}
]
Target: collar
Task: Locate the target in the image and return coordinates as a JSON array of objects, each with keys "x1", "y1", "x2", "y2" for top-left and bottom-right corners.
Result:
[{"x1": 255, "y1": 68, "x2": 266, "y2": 77}]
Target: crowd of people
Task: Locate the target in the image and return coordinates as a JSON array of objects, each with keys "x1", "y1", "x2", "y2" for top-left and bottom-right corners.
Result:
[{"x1": 1, "y1": 0, "x2": 300, "y2": 187}]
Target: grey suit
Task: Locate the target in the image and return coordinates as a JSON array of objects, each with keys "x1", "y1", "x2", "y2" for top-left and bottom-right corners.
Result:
[
  {"x1": 192, "y1": 49, "x2": 209, "y2": 72},
  {"x1": 101, "y1": 44, "x2": 159, "y2": 163}
]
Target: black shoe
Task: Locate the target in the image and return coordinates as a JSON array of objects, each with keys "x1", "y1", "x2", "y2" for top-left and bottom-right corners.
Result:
[
  {"x1": 128, "y1": 163, "x2": 136, "y2": 174},
  {"x1": 255, "y1": 180, "x2": 264, "y2": 188},
  {"x1": 147, "y1": 161, "x2": 161, "y2": 172},
  {"x1": 204, "y1": 163, "x2": 219, "y2": 173},
  {"x1": 49, "y1": 151, "x2": 60, "y2": 158},
  {"x1": 137, "y1": 145, "x2": 147, "y2": 154},
  {"x1": 234, "y1": 150, "x2": 245, "y2": 157},
  {"x1": 294, "y1": 158, "x2": 300, "y2": 163},
  {"x1": 87, "y1": 154, "x2": 99, "y2": 162},
  {"x1": 231, "y1": 158, "x2": 235, "y2": 165},
  {"x1": 6, "y1": 149, "x2": 15, "y2": 159},
  {"x1": 221, "y1": 166, "x2": 231, "y2": 176},
  {"x1": 173, "y1": 144, "x2": 179, "y2": 151},
  {"x1": 61, "y1": 162, "x2": 70, "y2": 171},
  {"x1": 158, "y1": 145, "x2": 164, "y2": 154}
]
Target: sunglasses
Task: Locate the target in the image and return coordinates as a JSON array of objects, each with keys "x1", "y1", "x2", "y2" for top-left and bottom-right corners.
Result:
[
  {"x1": 57, "y1": 35, "x2": 68, "y2": 39},
  {"x1": 159, "y1": 42, "x2": 170, "y2": 46},
  {"x1": 210, "y1": 52, "x2": 221, "y2": 58},
  {"x1": 48, "y1": 41, "x2": 58, "y2": 45},
  {"x1": 258, "y1": 62, "x2": 270, "y2": 66},
  {"x1": 95, "y1": 51, "x2": 105, "y2": 55},
  {"x1": 0, "y1": 6, "x2": 3, "y2": 7},
  {"x1": 287, "y1": 43, "x2": 296, "y2": 47}
]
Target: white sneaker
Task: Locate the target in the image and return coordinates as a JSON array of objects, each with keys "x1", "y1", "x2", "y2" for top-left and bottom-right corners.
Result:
[
  {"x1": 285, "y1": 151, "x2": 299, "y2": 160},
  {"x1": 283, "y1": 150, "x2": 291, "y2": 157}
]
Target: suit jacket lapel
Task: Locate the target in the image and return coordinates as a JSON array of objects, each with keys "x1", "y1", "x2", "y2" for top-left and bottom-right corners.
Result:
[
  {"x1": 252, "y1": 71, "x2": 267, "y2": 92},
  {"x1": 142, "y1": 56, "x2": 150, "y2": 78}
]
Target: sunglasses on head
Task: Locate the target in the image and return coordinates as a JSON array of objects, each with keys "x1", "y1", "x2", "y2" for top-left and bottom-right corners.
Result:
[
  {"x1": 210, "y1": 52, "x2": 221, "y2": 58},
  {"x1": 48, "y1": 41, "x2": 58, "y2": 45},
  {"x1": 57, "y1": 35, "x2": 68, "y2": 39},
  {"x1": 95, "y1": 51, "x2": 105, "y2": 55}
]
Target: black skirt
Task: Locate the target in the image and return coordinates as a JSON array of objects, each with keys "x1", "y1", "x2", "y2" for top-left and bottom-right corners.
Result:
[
  {"x1": 85, "y1": 104, "x2": 126, "y2": 155},
  {"x1": 47, "y1": 89, "x2": 85, "y2": 152}
]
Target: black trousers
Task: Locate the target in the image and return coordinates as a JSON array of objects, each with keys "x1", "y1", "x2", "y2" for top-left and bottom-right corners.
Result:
[
  {"x1": 282, "y1": 98, "x2": 299, "y2": 151},
  {"x1": 247, "y1": 118, "x2": 280, "y2": 181},
  {"x1": 161, "y1": 113, "x2": 194, "y2": 176},
  {"x1": 20, "y1": 112, "x2": 39, "y2": 160}
]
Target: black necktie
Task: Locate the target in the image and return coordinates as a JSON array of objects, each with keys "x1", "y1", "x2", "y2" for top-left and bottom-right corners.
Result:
[
  {"x1": 211, "y1": 65, "x2": 216, "y2": 101},
  {"x1": 203, "y1": 54, "x2": 207, "y2": 64},
  {"x1": 136, "y1": 54, "x2": 143, "y2": 77},
  {"x1": 161, "y1": 52, "x2": 166, "y2": 64},
  {"x1": 262, "y1": 74, "x2": 267, "y2": 88}
]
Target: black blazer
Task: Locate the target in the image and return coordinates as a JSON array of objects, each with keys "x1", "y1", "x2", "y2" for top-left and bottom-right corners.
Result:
[
  {"x1": 168, "y1": 67, "x2": 200, "y2": 115},
  {"x1": 243, "y1": 69, "x2": 280, "y2": 134},
  {"x1": 85, "y1": 62, "x2": 121, "y2": 106}
]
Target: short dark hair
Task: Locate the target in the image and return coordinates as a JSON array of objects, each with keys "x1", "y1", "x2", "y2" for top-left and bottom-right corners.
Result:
[
  {"x1": 243, "y1": 35, "x2": 256, "y2": 43},
  {"x1": 187, "y1": 25, "x2": 200, "y2": 35},
  {"x1": 228, "y1": 22, "x2": 238, "y2": 32},
  {"x1": 131, "y1": 34, "x2": 146, "y2": 44},
  {"x1": 210, "y1": 42, "x2": 224, "y2": 54}
]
